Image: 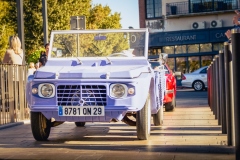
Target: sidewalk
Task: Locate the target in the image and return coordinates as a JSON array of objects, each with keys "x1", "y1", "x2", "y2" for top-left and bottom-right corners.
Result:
[{"x1": 0, "y1": 90, "x2": 235, "y2": 160}]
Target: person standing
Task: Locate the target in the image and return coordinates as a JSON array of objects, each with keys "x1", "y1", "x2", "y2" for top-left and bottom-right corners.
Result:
[
  {"x1": 2, "y1": 35, "x2": 23, "y2": 65},
  {"x1": 27, "y1": 62, "x2": 36, "y2": 76},
  {"x1": 39, "y1": 43, "x2": 49, "y2": 67},
  {"x1": 2, "y1": 35, "x2": 23, "y2": 114},
  {"x1": 225, "y1": 10, "x2": 240, "y2": 42}
]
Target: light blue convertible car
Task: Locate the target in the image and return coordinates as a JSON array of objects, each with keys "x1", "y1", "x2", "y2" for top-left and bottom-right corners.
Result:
[{"x1": 26, "y1": 29, "x2": 166, "y2": 141}]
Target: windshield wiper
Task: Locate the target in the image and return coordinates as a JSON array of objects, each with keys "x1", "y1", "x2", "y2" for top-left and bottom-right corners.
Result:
[
  {"x1": 76, "y1": 57, "x2": 82, "y2": 65},
  {"x1": 106, "y1": 57, "x2": 112, "y2": 65}
]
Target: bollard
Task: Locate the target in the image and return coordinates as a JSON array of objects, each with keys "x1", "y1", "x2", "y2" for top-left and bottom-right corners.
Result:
[
  {"x1": 212, "y1": 59, "x2": 216, "y2": 118},
  {"x1": 219, "y1": 50, "x2": 227, "y2": 134},
  {"x1": 231, "y1": 28, "x2": 240, "y2": 159},
  {"x1": 224, "y1": 42, "x2": 232, "y2": 145},
  {"x1": 215, "y1": 55, "x2": 221, "y2": 124},
  {"x1": 210, "y1": 62, "x2": 213, "y2": 112},
  {"x1": 229, "y1": 42, "x2": 236, "y2": 146}
]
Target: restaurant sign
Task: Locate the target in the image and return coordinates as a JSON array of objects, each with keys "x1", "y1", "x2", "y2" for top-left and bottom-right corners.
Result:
[{"x1": 149, "y1": 27, "x2": 231, "y2": 47}]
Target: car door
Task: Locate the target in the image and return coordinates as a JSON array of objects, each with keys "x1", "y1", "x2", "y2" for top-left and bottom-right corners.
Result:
[{"x1": 199, "y1": 67, "x2": 207, "y2": 87}]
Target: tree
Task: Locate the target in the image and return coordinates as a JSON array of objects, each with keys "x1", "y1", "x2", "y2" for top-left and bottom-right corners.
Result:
[
  {"x1": 0, "y1": 0, "x2": 123, "y2": 62},
  {"x1": 0, "y1": 0, "x2": 16, "y2": 61},
  {"x1": 88, "y1": 4, "x2": 122, "y2": 29}
]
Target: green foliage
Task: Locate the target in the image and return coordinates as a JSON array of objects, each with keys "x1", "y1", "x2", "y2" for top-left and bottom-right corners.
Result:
[
  {"x1": 0, "y1": 0, "x2": 16, "y2": 62},
  {"x1": 26, "y1": 48, "x2": 45, "y2": 64},
  {"x1": 88, "y1": 4, "x2": 122, "y2": 29},
  {"x1": 0, "y1": 0, "x2": 123, "y2": 61},
  {"x1": 52, "y1": 32, "x2": 129, "y2": 57}
]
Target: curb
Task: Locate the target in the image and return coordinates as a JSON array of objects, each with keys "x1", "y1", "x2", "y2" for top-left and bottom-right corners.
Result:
[
  {"x1": 0, "y1": 122, "x2": 24, "y2": 130},
  {"x1": 176, "y1": 86, "x2": 190, "y2": 89}
]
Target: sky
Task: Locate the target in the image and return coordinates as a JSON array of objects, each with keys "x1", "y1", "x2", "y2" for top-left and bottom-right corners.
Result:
[{"x1": 92, "y1": 0, "x2": 140, "y2": 29}]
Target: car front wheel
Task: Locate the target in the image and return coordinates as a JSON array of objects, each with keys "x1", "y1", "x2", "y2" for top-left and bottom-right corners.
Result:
[
  {"x1": 136, "y1": 94, "x2": 151, "y2": 140},
  {"x1": 31, "y1": 112, "x2": 51, "y2": 141},
  {"x1": 193, "y1": 80, "x2": 204, "y2": 91}
]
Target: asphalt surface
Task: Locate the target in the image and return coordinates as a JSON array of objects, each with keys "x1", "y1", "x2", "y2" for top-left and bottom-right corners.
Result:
[{"x1": 0, "y1": 88, "x2": 235, "y2": 160}]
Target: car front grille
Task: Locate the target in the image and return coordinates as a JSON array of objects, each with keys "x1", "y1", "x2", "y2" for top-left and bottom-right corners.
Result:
[{"x1": 57, "y1": 85, "x2": 107, "y2": 106}]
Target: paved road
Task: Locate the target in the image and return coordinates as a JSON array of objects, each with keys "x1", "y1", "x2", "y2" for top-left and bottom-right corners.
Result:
[
  {"x1": 0, "y1": 89, "x2": 235, "y2": 160},
  {"x1": 176, "y1": 88, "x2": 208, "y2": 107}
]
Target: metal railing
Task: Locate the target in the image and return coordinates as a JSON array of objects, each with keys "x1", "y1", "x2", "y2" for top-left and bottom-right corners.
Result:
[
  {"x1": 166, "y1": 1, "x2": 189, "y2": 16},
  {"x1": 166, "y1": 0, "x2": 238, "y2": 16},
  {"x1": 0, "y1": 64, "x2": 28, "y2": 126}
]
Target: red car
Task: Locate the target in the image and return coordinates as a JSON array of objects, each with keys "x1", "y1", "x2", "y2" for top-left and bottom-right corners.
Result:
[{"x1": 149, "y1": 61, "x2": 177, "y2": 111}]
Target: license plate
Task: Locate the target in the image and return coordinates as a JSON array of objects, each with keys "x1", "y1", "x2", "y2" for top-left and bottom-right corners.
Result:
[{"x1": 58, "y1": 106, "x2": 105, "y2": 116}]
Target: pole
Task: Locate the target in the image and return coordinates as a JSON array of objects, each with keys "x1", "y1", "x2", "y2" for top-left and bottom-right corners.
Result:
[
  {"x1": 42, "y1": 0, "x2": 48, "y2": 45},
  {"x1": 229, "y1": 42, "x2": 236, "y2": 146},
  {"x1": 16, "y1": 0, "x2": 25, "y2": 64},
  {"x1": 231, "y1": 28, "x2": 240, "y2": 160},
  {"x1": 212, "y1": 58, "x2": 216, "y2": 118},
  {"x1": 224, "y1": 42, "x2": 232, "y2": 145},
  {"x1": 219, "y1": 50, "x2": 227, "y2": 134},
  {"x1": 215, "y1": 56, "x2": 221, "y2": 125},
  {"x1": 210, "y1": 62, "x2": 213, "y2": 111}
]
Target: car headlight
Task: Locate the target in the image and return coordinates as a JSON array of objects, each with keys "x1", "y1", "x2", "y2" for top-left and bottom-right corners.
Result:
[
  {"x1": 110, "y1": 84, "x2": 128, "y2": 98},
  {"x1": 38, "y1": 83, "x2": 55, "y2": 98}
]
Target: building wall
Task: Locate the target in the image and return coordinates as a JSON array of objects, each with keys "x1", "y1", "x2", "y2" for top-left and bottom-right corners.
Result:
[
  {"x1": 140, "y1": 0, "x2": 237, "y2": 31},
  {"x1": 138, "y1": 0, "x2": 146, "y2": 28},
  {"x1": 139, "y1": 0, "x2": 239, "y2": 73},
  {"x1": 164, "y1": 14, "x2": 235, "y2": 32}
]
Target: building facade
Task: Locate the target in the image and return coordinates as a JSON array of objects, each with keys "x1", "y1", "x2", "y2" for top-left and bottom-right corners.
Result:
[{"x1": 139, "y1": 0, "x2": 239, "y2": 73}]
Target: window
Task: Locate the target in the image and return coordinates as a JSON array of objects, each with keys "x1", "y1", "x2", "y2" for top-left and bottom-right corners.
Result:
[
  {"x1": 213, "y1": 43, "x2": 224, "y2": 51},
  {"x1": 201, "y1": 56, "x2": 212, "y2": 66},
  {"x1": 176, "y1": 57, "x2": 187, "y2": 73},
  {"x1": 189, "y1": 0, "x2": 236, "y2": 13},
  {"x1": 148, "y1": 48, "x2": 161, "y2": 55},
  {"x1": 187, "y1": 44, "x2": 199, "y2": 53},
  {"x1": 175, "y1": 45, "x2": 186, "y2": 54},
  {"x1": 146, "y1": 0, "x2": 162, "y2": 18},
  {"x1": 163, "y1": 46, "x2": 174, "y2": 54},
  {"x1": 200, "y1": 68, "x2": 207, "y2": 74},
  {"x1": 188, "y1": 56, "x2": 200, "y2": 73},
  {"x1": 200, "y1": 43, "x2": 212, "y2": 52}
]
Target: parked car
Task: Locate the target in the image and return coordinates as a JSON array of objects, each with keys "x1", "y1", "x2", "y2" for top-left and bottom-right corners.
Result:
[
  {"x1": 181, "y1": 66, "x2": 208, "y2": 91},
  {"x1": 26, "y1": 29, "x2": 166, "y2": 141},
  {"x1": 149, "y1": 56, "x2": 177, "y2": 112}
]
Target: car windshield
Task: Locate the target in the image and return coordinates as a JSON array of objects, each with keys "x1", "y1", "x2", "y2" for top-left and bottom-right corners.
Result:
[
  {"x1": 49, "y1": 30, "x2": 148, "y2": 58},
  {"x1": 192, "y1": 66, "x2": 207, "y2": 73}
]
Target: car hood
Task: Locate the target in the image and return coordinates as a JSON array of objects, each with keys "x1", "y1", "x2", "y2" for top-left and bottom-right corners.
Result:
[{"x1": 34, "y1": 58, "x2": 151, "y2": 79}]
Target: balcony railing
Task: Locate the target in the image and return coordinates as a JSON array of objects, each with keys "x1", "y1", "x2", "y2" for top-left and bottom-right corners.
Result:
[{"x1": 166, "y1": 0, "x2": 238, "y2": 16}]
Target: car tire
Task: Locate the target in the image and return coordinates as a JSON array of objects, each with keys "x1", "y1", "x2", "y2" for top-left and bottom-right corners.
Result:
[
  {"x1": 136, "y1": 94, "x2": 151, "y2": 140},
  {"x1": 165, "y1": 96, "x2": 176, "y2": 112},
  {"x1": 31, "y1": 112, "x2": 51, "y2": 141},
  {"x1": 152, "y1": 106, "x2": 163, "y2": 126},
  {"x1": 122, "y1": 115, "x2": 136, "y2": 126},
  {"x1": 193, "y1": 80, "x2": 205, "y2": 91},
  {"x1": 75, "y1": 122, "x2": 86, "y2": 127}
]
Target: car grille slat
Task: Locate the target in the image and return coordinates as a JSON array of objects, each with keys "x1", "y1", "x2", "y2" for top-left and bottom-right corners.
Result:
[{"x1": 57, "y1": 85, "x2": 107, "y2": 106}]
